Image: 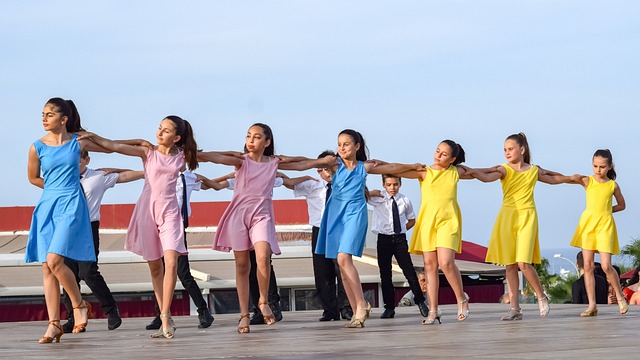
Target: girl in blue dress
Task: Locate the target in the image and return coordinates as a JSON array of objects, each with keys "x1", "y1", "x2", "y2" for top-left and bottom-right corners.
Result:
[
  {"x1": 316, "y1": 129, "x2": 422, "y2": 328},
  {"x1": 27, "y1": 98, "x2": 111, "y2": 343}
]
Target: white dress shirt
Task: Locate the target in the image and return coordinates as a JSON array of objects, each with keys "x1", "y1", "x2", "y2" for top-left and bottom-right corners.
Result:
[
  {"x1": 293, "y1": 179, "x2": 328, "y2": 227},
  {"x1": 176, "y1": 170, "x2": 201, "y2": 217},
  {"x1": 368, "y1": 190, "x2": 415, "y2": 235},
  {"x1": 80, "y1": 168, "x2": 119, "y2": 222}
]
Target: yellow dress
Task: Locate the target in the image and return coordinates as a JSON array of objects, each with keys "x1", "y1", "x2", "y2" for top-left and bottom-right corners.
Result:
[
  {"x1": 485, "y1": 164, "x2": 541, "y2": 265},
  {"x1": 409, "y1": 165, "x2": 462, "y2": 254},
  {"x1": 569, "y1": 176, "x2": 619, "y2": 254}
]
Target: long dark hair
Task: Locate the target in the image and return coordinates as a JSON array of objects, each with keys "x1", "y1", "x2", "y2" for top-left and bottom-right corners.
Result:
[
  {"x1": 165, "y1": 115, "x2": 198, "y2": 171},
  {"x1": 506, "y1": 132, "x2": 531, "y2": 164},
  {"x1": 339, "y1": 129, "x2": 368, "y2": 161},
  {"x1": 46, "y1": 97, "x2": 84, "y2": 132},
  {"x1": 244, "y1": 123, "x2": 275, "y2": 156},
  {"x1": 441, "y1": 139, "x2": 466, "y2": 166},
  {"x1": 593, "y1": 149, "x2": 616, "y2": 180}
]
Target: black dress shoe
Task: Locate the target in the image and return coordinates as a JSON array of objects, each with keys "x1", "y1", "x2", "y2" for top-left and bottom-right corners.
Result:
[
  {"x1": 340, "y1": 308, "x2": 353, "y2": 321},
  {"x1": 418, "y1": 301, "x2": 430, "y2": 317},
  {"x1": 380, "y1": 309, "x2": 396, "y2": 319},
  {"x1": 270, "y1": 304, "x2": 283, "y2": 322},
  {"x1": 249, "y1": 311, "x2": 265, "y2": 325},
  {"x1": 197, "y1": 309, "x2": 214, "y2": 329},
  {"x1": 108, "y1": 313, "x2": 122, "y2": 330},
  {"x1": 62, "y1": 319, "x2": 77, "y2": 334},
  {"x1": 318, "y1": 313, "x2": 340, "y2": 322},
  {"x1": 145, "y1": 316, "x2": 161, "y2": 330}
]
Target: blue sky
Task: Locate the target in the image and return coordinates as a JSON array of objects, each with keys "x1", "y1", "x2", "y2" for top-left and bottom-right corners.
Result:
[{"x1": 2, "y1": 1, "x2": 638, "y2": 254}]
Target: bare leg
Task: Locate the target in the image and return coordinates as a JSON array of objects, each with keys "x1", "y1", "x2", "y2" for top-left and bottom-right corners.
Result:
[
  {"x1": 253, "y1": 241, "x2": 275, "y2": 323},
  {"x1": 45, "y1": 253, "x2": 88, "y2": 328},
  {"x1": 423, "y1": 251, "x2": 439, "y2": 320},
  {"x1": 600, "y1": 252, "x2": 627, "y2": 314},
  {"x1": 505, "y1": 264, "x2": 520, "y2": 309},
  {"x1": 436, "y1": 248, "x2": 468, "y2": 315},
  {"x1": 518, "y1": 262, "x2": 549, "y2": 316},
  {"x1": 234, "y1": 250, "x2": 251, "y2": 330},
  {"x1": 336, "y1": 253, "x2": 367, "y2": 317},
  {"x1": 582, "y1": 249, "x2": 597, "y2": 312},
  {"x1": 161, "y1": 250, "x2": 179, "y2": 329},
  {"x1": 42, "y1": 262, "x2": 61, "y2": 338},
  {"x1": 148, "y1": 259, "x2": 165, "y2": 311}
]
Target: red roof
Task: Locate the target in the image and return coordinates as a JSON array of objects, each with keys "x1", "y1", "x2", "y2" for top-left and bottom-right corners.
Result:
[{"x1": 455, "y1": 240, "x2": 488, "y2": 263}]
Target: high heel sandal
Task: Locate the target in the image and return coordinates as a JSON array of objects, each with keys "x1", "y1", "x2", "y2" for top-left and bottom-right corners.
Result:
[
  {"x1": 150, "y1": 313, "x2": 176, "y2": 338},
  {"x1": 258, "y1": 301, "x2": 276, "y2": 325},
  {"x1": 72, "y1": 300, "x2": 93, "y2": 334},
  {"x1": 538, "y1": 296, "x2": 550, "y2": 317},
  {"x1": 457, "y1": 293, "x2": 470, "y2": 321},
  {"x1": 422, "y1": 308, "x2": 442, "y2": 325},
  {"x1": 580, "y1": 308, "x2": 598, "y2": 317},
  {"x1": 39, "y1": 320, "x2": 63, "y2": 343},
  {"x1": 618, "y1": 298, "x2": 629, "y2": 315},
  {"x1": 237, "y1": 314, "x2": 251, "y2": 334},
  {"x1": 345, "y1": 303, "x2": 370, "y2": 328},
  {"x1": 500, "y1": 307, "x2": 523, "y2": 321}
]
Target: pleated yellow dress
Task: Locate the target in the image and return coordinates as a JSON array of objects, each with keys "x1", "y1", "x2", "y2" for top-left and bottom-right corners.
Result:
[
  {"x1": 485, "y1": 164, "x2": 541, "y2": 265},
  {"x1": 409, "y1": 165, "x2": 462, "y2": 254},
  {"x1": 569, "y1": 176, "x2": 619, "y2": 254}
]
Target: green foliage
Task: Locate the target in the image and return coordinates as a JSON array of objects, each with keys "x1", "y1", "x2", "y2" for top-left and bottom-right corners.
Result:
[
  {"x1": 621, "y1": 237, "x2": 640, "y2": 267},
  {"x1": 546, "y1": 274, "x2": 578, "y2": 304}
]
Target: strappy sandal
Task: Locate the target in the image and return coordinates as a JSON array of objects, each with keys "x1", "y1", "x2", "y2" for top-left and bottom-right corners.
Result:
[
  {"x1": 258, "y1": 302, "x2": 276, "y2": 325},
  {"x1": 72, "y1": 300, "x2": 93, "y2": 334},
  {"x1": 39, "y1": 320, "x2": 63, "y2": 343},
  {"x1": 237, "y1": 313, "x2": 251, "y2": 334},
  {"x1": 457, "y1": 293, "x2": 470, "y2": 321}
]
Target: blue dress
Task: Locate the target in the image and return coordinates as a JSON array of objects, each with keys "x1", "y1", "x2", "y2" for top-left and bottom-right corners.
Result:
[
  {"x1": 316, "y1": 158, "x2": 368, "y2": 258},
  {"x1": 25, "y1": 135, "x2": 95, "y2": 263}
]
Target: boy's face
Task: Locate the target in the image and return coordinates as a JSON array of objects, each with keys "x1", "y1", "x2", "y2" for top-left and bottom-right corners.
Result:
[
  {"x1": 317, "y1": 168, "x2": 332, "y2": 183},
  {"x1": 383, "y1": 177, "x2": 401, "y2": 196},
  {"x1": 79, "y1": 155, "x2": 90, "y2": 174}
]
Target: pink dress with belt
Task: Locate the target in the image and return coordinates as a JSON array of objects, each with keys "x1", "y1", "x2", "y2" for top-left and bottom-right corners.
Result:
[
  {"x1": 213, "y1": 154, "x2": 281, "y2": 255},
  {"x1": 125, "y1": 148, "x2": 187, "y2": 260}
]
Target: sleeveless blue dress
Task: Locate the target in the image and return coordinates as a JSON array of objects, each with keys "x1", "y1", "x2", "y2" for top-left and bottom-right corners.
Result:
[
  {"x1": 25, "y1": 135, "x2": 95, "y2": 263},
  {"x1": 316, "y1": 158, "x2": 368, "y2": 258}
]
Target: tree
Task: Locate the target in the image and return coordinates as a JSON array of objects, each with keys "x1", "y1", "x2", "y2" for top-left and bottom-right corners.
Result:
[{"x1": 621, "y1": 237, "x2": 640, "y2": 267}]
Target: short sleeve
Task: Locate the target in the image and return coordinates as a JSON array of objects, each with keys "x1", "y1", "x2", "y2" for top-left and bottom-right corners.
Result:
[
  {"x1": 227, "y1": 178, "x2": 235, "y2": 191},
  {"x1": 404, "y1": 197, "x2": 416, "y2": 220},
  {"x1": 293, "y1": 179, "x2": 316, "y2": 198},
  {"x1": 102, "y1": 172, "x2": 119, "y2": 189},
  {"x1": 274, "y1": 177, "x2": 284, "y2": 188}
]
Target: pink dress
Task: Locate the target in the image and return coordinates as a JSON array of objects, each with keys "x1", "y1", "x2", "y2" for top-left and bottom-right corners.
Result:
[
  {"x1": 213, "y1": 154, "x2": 281, "y2": 255},
  {"x1": 125, "y1": 148, "x2": 187, "y2": 260}
]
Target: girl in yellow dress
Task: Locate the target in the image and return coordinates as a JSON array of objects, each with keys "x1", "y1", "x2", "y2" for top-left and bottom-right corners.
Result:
[
  {"x1": 473, "y1": 133, "x2": 574, "y2": 321},
  {"x1": 384, "y1": 140, "x2": 494, "y2": 325},
  {"x1": 569, "y1": 149, "x2": 627, "y2": 317}
]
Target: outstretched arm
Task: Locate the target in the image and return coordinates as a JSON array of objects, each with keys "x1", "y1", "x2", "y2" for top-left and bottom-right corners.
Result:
[
  {"x1": 538, "y1": 167, "x2": 576, "y2": 185},
  {"x1": 195, "y1": 173, "x2": 230, "y2": 191},
  {"x1": 466, "y1": 165, "x2": 504, "y2": 182},
  {"x1": 365, "y1": 162, "x2": 425, "y2": 175},
  {"x1": 197, "y1": 151, "x2": 244, "y2": 168},
  {"x1": 278, "y1": 155, "x2": 337, "y2": 171},
  {"x1": 77, "y1": 132, "x2": 148, "y2": 159},
  {"x1": 612, "y1": 183, "x2": 626, "y2": 213},
  {"x1": 27, "y1": 144, "x2": 44, "y2": 189},
  {"x1": 116, "y1": 170, "x2": 144, "y2": 183},
  {"x1": 282, "y1": 175, "x2": 318, "y2": 189}
]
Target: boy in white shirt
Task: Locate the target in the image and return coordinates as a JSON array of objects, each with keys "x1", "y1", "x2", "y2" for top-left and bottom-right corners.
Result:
[
  {"x1": 62, "y1": 151, "x2": 143, "y2": 333},
  {"x1": 369, "y1": 174, "x2": 428, "y2": 319}
]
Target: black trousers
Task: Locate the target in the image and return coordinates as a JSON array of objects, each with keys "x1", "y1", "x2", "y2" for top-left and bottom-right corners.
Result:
[
  {"x1": 312, "y1": 226, "x2": 350, "y2": 317},
  {"x1": 154, "y1": 230, "x2": 208, "y2": 315},
  {"x1": 63, "y1": 221, "x2": 118, "y2": 318},
  {"x1": 377, "y1": 233, "x2": 425, "y2": 310},
  {"x1": 249, "y1": 250, "x2": 280, "y2": 312}
]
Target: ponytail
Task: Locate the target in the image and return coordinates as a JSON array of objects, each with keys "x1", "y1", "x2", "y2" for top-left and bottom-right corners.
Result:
[
  {"x1": 593, "y1": 149, "x2": 616, "y2": 180},
  {"x1": 339, "y1": 129, "x2": 369, "y2": 161},
  {"x1": 506, "y1": 132, "x2": 531, "y2": 163},
  {"x1": 441, "y1": 139, "x2": 466, "y2": 165},
  {"x1": 166, "y1": 115, "x2": 199, "y2": 171},
  {"x1": 46, "y1": 97, "x2": 84, "y2": 132}
]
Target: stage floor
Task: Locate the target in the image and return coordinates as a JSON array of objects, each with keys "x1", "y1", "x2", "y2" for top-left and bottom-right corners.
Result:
[{"x1": 0, "y1": 304, "x2": 635, "y2": 359}]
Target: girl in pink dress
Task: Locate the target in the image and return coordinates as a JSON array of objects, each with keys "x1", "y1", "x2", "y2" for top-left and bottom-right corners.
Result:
[
  {"x1": 198, "y1": 123, "x2": 332, "y2": 333},
  {"x1": 79, "y1": 116, "x2": 198, "y2": 339}
]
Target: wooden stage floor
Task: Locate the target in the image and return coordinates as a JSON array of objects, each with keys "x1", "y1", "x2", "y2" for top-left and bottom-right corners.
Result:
[{"x1": 0, "y1": 304, "x2": 636, "y2": 359}]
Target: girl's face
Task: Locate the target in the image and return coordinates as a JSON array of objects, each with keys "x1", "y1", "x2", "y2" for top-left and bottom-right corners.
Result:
[
  {"x1": 245, "y1": 125, "x2": 270, "y2": 154},
  {"x1": 592, "y1": 156, "x2": 612, "y2": 179},
  {"x1": 41, "y1": 104, "x2": 66, "y2": 132},
  {"x1": 503, "y1": 139, "x2": 524, "y2": 163},
  {"x1": 337, "y1": 133, "x2": 359, "y2": 160},
  {"x1": 156, "y1": 119, "x2": 180, "y2": 147},
  {"x1": 433, "y1": 142, "x2": 456, "y2": 168}
]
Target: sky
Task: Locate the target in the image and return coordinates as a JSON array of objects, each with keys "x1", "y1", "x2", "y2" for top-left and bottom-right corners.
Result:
[{"x1": 1, "y1": 1, "x2": 639, "y2": 256}]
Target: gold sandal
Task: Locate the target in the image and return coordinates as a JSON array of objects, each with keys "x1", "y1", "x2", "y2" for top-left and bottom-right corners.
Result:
[
  {"x1": 258, "y1": 301, "x2": 276, "y2": 325},
  {"x1": 237, "y1": 314, "x2": 251, "y2": 334},
  {"x1": 72, "y1": 300, "x2": 93, "y2": 334},
  {"x1": 39, "y1": 320, "x2": 63, "y2": 343}
]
